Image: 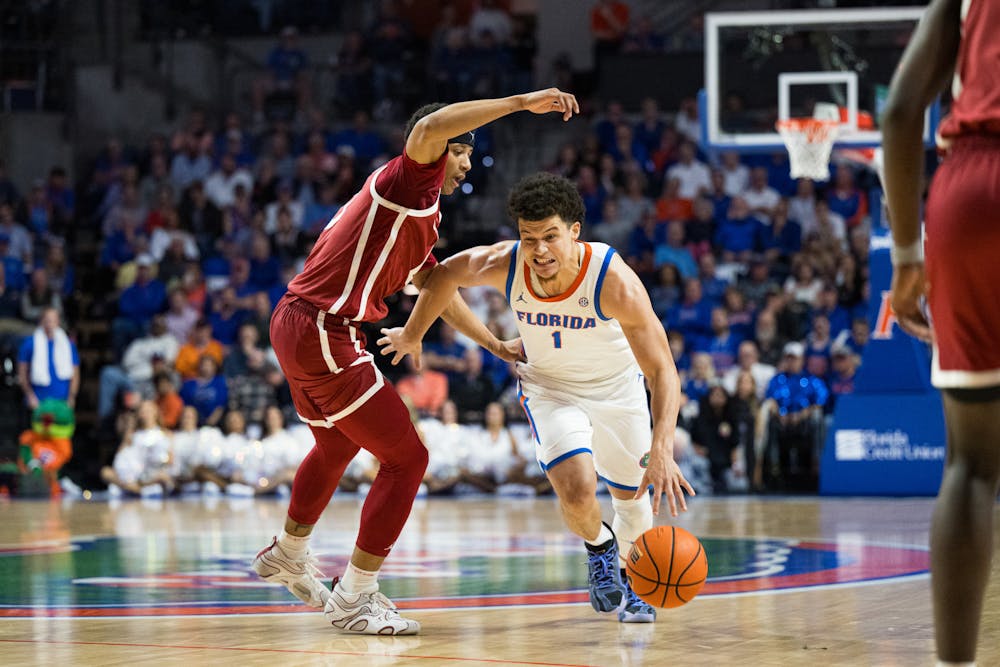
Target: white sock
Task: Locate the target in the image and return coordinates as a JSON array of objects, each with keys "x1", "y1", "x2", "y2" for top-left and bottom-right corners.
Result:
[
  {"x1": 277, "y1": 530, "x2": 309, "y2": 559},
  {"x1": 339, "y1": 561, "x2": 379, "y2": 595},
  {"x1": 611, "y1": 495, "x2": 653, "y2": 568},
  {"x1": 937, "y1": 661, "x2": 976, "y2": 667},
  {"x1": 584, "y1": 522, "x2": 614, "y2": 547}
]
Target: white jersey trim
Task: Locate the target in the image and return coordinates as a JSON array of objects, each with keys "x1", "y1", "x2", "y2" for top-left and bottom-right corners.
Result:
[
  {"x1": 316, "y1": 311, "x2": 342, "y2": 374},
  {"x1": 322, "y1": 203, "x2": 348, "y2": 233},
  {"x1": 296, "y1": 362, "x2": 386, "y2": 427},
  {"x1": 368, "y1": 165, "x2": 441, "y2": 217},
  {"x1": 952, "y1": 0, "x2": 973, "y2": 99},
  {"x1": 353, "y1": 209, "x2": 409, "y2": 321},
  {"x1": 325, "y1": 165, "x2": 441, "y2": 319},
  {"x1": 327, "y1": 196, "x2": 381, "y2": 314},
  {"x1": 348, "y1": 322, "x2": 363, "y2": 355}
]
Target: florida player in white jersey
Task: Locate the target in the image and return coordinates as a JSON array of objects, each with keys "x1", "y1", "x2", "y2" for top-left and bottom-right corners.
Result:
[
  {"x1": 380, "y1": 172, "x2": 694, "y2": 623},
  {"x1": 251, "y1": 90, "x2": 579, "y2": 635}
]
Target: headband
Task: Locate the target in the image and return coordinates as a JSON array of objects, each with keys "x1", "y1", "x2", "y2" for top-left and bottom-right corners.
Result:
[{"x1": 448, "y1": 130, "x2": 476, "y2": 147}]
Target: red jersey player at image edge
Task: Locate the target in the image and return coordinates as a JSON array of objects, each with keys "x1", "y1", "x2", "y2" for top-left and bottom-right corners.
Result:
[{"x1": 882, "y1": 0, "x2": 1000, "y2": 664}]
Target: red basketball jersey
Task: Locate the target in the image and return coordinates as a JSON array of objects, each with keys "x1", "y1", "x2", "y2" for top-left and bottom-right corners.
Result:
[
  {"x1": 287, "y1": 151, "x2": 446, "y2": 321},
  {"x1": 938, "y1": 0, "x2": 1000, "y2": 139}
]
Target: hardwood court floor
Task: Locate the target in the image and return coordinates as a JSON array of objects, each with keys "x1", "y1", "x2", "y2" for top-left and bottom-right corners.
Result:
[{"x1": 1, "y1": 494, "x2": 999, "y2": 666}]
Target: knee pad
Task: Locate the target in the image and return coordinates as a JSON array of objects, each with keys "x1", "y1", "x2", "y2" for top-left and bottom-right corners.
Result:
[{"x1": 611, "y1": 495, "x2": 653, "y2": 566}]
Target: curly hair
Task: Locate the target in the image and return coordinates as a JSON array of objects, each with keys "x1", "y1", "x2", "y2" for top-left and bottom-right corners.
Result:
[
  {"x1": 507, "y1": 172, "x2": 585, "y2": 225},
  {"x1": 404, "y1": 102, "x2": 448, "y2": 141}
]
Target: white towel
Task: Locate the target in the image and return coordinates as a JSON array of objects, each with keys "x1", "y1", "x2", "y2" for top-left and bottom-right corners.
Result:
[{"x1": 30, "y1": 327, "x2": 74, "y2": 386}]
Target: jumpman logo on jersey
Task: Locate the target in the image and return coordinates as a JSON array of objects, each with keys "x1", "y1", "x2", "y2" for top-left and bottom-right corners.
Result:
[{"x1": 516, "y1": 292, "x2": 527, "y2": 304}]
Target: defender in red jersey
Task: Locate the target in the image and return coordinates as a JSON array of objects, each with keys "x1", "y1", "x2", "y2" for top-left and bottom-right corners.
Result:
[
  {"x1": 251, "y1": 89, "x2": 579, "y2": 635},
  {"x1": 883, "y1": 0, "x2": 1000, "y2": 663}
]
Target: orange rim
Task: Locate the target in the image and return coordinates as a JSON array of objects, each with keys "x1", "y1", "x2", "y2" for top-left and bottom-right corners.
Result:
[{"x1": 776, "y1": 118, "x2": 839, "y2": 142}]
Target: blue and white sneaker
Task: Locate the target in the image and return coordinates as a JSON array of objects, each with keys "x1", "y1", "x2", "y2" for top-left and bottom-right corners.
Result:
[
  {"x1": 586, "y1": 527, "x2": 626, "y2": 613},
  {"x1": 618, "y1": 578, "x2": 656, "y2": 623}
]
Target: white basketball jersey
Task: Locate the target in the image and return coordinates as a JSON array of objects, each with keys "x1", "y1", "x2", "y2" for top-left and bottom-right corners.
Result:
[{"x1": 505, "y1": 241, "x2": 639, "y2": 391}]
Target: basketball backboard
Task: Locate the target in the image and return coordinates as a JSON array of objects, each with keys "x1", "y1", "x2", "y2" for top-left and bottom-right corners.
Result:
[{"x1": 700, "y1": 7, "x2": 939, "y2": 153}]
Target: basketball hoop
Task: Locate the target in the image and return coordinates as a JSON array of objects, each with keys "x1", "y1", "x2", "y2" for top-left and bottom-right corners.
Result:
[
  {"x1": 776, "y1": 118, "x2": 840, "y2": 181},
  {"x1": 831, "y1": 107, "x2": 877, "y2": 171}
]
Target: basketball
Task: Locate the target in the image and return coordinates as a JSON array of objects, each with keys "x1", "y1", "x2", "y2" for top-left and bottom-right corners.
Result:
[{"x1": 625, "y1": 526, "x2": 708, "y2": 609}]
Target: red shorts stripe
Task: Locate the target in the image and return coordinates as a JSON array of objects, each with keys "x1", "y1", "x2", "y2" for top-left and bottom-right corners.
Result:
[{"x1": 270, "y1": 295, "x2": 382, "y2": 424}]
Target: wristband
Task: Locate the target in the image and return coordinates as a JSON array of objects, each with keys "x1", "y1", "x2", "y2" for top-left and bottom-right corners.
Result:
[{"x1": 890, "y1": 239, "x2": 923, "y2": 266}]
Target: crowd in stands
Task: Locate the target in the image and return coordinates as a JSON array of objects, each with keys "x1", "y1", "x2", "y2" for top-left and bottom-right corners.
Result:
[
  {"x1": 48, "y1": 1, "x2": 542, "y2": 498},
  {"x1": 546, "y1": 96, "x2": 874, "y2": 494},
  {"x1": 0, "y1": 154, "x2": 82, "y2": 496},
  {"x1": 139, "y1": 0, "x2": 343, "y2": 38},
  {"x1": 328, "y1": 1, "x2": 536, "y2": 124},
  {"x1": 2, "y1": 2, "x2": 887, "y2": 500},
  {"x1": 140, "y1": 0, "x2": 537, "y2": 127},
  {"x1": 589, "y1": 0, "x2": 705, "y2": 59},
  {"x1": 0, "y1": 0, "x2": 61, "y2": 112}
]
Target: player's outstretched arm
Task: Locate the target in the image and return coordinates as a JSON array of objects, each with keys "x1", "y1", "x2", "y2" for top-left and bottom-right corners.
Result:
[
  {"x1": 378, "y1": 242, "x2": 515, "y2": 367},
  {"x1": 405, "y1": 89, "x2": 580, "y2": 164},
  {"x1": 438, "y1": 288, "x2": 524, "y2": 367},
  {"x1": 598, "y1": 254, "x2": 694, "y2": 517},
  {"x1": 882, "y1": 0, "x2": 961, "y2": 343}
]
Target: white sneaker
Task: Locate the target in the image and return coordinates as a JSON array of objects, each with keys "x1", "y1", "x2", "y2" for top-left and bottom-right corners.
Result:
[
  {"x1": 202, "y1": 481, "x2": 222, "y2": 496},
  {"x1": 140, "y1": 483, "x2": 164, "y2": 498},
  {"x1": 60, "y1": 477, "x2": 83, "y2": 498},
  {"x1": 180, "y1": 481, "x2": 202, "y2": 495},
  {"x1": 251, "y1": 537, "x2": 330, "y2": 608},
  {"x1": 496, "y1": 483, "x2": 535, "y2": 497},
  {"x1": 225, "y1": 482, "x2": 255, "y2": 497},
  {"x1": 325, "y1": 579, "x2": 420, "y2": 635},
  {"x1": 107, "y1": 483, "x2": 123, "y2": 499},
  {"x1": 275, "y1": 483, "x2": 291, "y2": 499}
]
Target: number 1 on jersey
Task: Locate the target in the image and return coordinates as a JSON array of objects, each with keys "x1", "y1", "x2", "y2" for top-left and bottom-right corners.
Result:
[{"x1": 551, "y1": 330, "x2": 562, "y2": 349}]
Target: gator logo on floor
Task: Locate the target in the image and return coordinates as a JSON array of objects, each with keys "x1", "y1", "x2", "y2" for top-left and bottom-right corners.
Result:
[{"x1": 0, "y1": 534, "x2": 929, "y2": 618}]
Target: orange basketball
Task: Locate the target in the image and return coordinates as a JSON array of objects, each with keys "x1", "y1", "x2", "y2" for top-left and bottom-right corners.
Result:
[{"x1": 625, "y1": 525, "x2": 708, "y2": 608}]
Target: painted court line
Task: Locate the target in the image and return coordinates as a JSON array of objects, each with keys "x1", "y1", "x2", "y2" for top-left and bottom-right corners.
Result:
[
  {"x1": 0, "y1": 639, "x2": 596, "y2": 667},
  {"x1": 0, "y1": 572, "x2": 932, "y2": 620}
]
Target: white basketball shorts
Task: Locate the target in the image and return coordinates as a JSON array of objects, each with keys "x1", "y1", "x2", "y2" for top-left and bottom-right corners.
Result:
[{"x1": 516, "y1": 371, "x2": 652, "y2": 491}]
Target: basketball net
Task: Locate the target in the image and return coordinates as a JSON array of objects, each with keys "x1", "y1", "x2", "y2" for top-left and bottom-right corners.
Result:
[{"x1": 776, "y1": 117, "x2": 840, "y2": 181}]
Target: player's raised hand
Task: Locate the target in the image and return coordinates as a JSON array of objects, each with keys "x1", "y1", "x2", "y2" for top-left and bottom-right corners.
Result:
[
  {"x1": 890, "y1": 263, "x2": 933, "y2": 343},
  {"x1": 377, "y1": 327, "x2": 422, "y2": 369},
  {"x1": 635, "y1": 451, "x2": 695, "y2": 517},
  {"x1": 521, "y1": 88, "x2": 580, "y2": 121}
]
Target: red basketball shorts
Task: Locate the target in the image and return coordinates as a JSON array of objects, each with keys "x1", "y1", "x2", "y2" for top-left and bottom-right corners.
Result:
[
  {"x1": 270, "y1": 294, "x2": 385, "y2": 425},
  {"x1": 925, "y1": 135, "x2": 1000, "y2": 388}
]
